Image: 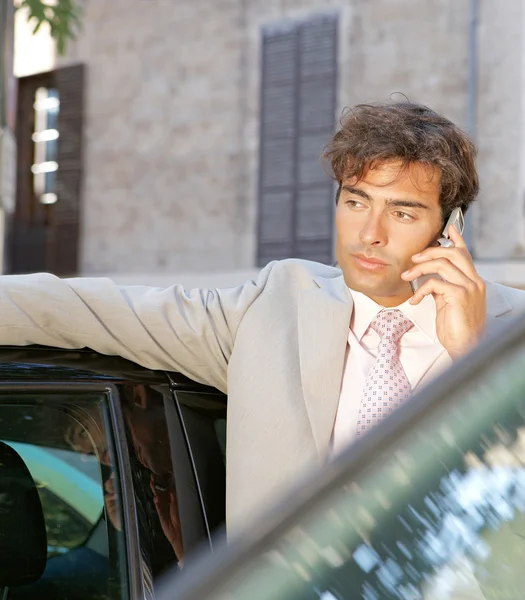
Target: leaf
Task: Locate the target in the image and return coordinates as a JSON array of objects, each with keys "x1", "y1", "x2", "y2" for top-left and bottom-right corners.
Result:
[{"x1": 17, "y1": 0, "x2": 83, "y2": 56}]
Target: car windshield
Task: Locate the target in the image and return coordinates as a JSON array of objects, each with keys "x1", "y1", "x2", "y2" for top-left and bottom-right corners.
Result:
[{"x1": 162, "y1": 313, "x2": 525, "y2": 600}]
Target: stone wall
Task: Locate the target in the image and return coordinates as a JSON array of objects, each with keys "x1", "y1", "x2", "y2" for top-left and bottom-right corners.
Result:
[
  {"x1": 475, "y1": 0, "x2": 525, "y2": 259},
  {"x1": 60, "y1": 0, "x2": 252, "y2": 274},
  {"x1": 58, "y1": 0, "x2": 524, "y2": 276}
]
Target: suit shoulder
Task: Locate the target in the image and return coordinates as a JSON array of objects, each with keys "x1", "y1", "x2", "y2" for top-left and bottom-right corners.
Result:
[
  {"x1": 265, "y1": 258, "x2": 342, "y2": 282},
  {"x1": 486, "y1": 280, "x2": 525, "y2": 316}
]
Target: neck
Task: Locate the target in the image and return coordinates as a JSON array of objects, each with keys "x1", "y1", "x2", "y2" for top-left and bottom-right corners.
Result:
[{"x1": 367, "y1": 290, "x2": 412, "y2": 308}]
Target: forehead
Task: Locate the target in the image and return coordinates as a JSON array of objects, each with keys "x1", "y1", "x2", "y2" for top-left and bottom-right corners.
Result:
[{"x1": 343, "y1": 161, "x2": 441, "y2": 204}]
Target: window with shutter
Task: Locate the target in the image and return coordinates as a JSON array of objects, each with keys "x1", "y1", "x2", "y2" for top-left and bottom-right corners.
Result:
[
  {"x1": 7, "y1": 64, "x2": 84, "y2": 276},
  {"x1": 257, "y1": 14, "x2": 338, "y2": 267}
]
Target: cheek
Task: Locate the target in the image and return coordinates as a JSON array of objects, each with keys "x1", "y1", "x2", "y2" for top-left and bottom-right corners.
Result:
[
  {"x1": 413, "y1": 226, "x2": 440, "y2": 251},
  {"x1": 398, "y1": 231, "x2": 437, "y2": 264},
  {"x1": 335, "y1": 220, "x2": 350, "y2": 261},
  {"x1": 335, "y1": 207, "x2": 359, "y2": 242},
  {"x1": 383, "y1": 222, "x2": 435, "y2": 264}
]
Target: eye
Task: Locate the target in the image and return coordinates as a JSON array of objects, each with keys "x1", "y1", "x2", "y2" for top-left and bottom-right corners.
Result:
[
  {"x1": 346, "y1": 199, "x2": 366, "y2": 209},
  {"x1": 393, "y1": 211, "x2": 415, "y2": 222}
]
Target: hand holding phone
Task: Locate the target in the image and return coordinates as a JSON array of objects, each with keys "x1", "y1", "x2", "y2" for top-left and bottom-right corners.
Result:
[
  {"x1": 402, "y1": 206, "x2": 486, "y2": 359},
  {"x1": 410, "y1": 207, "x2": 465, "y2": 294}
]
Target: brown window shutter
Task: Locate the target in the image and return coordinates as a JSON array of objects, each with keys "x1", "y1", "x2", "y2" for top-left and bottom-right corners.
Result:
[
  {"x1": 8, "y1": 64, "x2": 84, "y2": 276},
  {"x1": 257, "y1": 26, "x2": 298, "y2": 266},
  {"x1": 257, "y1": 15, "x2": 338, "y2": 267},
  {"x1": 52, "y1": 64, "x2": 85, "y2": 276}
]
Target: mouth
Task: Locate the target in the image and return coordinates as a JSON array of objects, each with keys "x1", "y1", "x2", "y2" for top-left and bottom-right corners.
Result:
[{"x1": 353, "y1": 254, "x2": 389, "y2": 271}]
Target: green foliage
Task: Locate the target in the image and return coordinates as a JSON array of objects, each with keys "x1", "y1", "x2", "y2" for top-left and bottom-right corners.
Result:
[{"x1": 17, "y1": 0, "x2": 83, "y2": 56}]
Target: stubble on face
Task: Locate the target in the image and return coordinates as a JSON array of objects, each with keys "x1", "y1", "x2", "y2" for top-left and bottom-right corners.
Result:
[{"x1": 335, "y1": 161, "x2": 443, "y2": 307}]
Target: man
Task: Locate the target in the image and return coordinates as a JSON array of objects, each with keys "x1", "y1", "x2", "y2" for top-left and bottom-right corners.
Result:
[{"x1": 0, "y1": 101, "x2": 524, "y2": 534}]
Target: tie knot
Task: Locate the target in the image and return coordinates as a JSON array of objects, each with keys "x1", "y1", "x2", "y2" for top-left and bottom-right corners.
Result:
[{"x1": 370, "y1": 308, "x2": 413, "y2": 342}]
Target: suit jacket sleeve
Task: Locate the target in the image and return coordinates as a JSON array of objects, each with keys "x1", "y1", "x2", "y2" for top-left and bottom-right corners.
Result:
[{"x1": 0, "y1": 263, "x2": 275, "y2": 391}]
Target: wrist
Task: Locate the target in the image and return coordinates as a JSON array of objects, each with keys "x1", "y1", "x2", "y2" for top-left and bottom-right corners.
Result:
[{"x1": 447, "y1": 331, "x2": 486, "y2": 361}]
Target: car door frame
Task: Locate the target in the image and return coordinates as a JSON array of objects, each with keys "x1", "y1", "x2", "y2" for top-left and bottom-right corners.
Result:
[{"x1": 164, "y1": 374, "x2": 228, "y2": 556}]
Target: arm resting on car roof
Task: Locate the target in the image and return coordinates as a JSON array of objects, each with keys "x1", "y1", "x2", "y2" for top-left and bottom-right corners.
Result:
[{"x1": 0, "y1": 262, "x2": 275, "y2": 391}]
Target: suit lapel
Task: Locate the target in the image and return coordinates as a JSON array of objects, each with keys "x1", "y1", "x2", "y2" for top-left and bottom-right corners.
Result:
[{"x1": 298, "y1": 275, "x2": 352, "y2": 459}]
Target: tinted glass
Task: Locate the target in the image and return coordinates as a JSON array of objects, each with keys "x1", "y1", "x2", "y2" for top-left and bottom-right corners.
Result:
[
  {"x1": 192, "y1": 342, "x2": 525, "y2": 600},
  {"x1": 11, "y1": 443, "x2": 104, "y2": 556},
  {"x1": 0, "y1": 393, "x2": 128, "y2": 600},
  {"x1": 117, "y1": 383, "x2": 186, "y2": 582},
  {"x1": 175, "y1": 390, "x2": 227, "y2": 538}
]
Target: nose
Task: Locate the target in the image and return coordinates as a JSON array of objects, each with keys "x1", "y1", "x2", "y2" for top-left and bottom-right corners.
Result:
[{"x1": 359, "y1": 211, "x2": 387, "y2": 247}]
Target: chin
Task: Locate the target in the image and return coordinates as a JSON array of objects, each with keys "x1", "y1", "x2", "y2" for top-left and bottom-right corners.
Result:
[
  {"x1": 344, "y1": 272, "x2": 403, "y2": 299},
  {"x1": 343, "y1": 267, "x2": 385, "y2": 288}
]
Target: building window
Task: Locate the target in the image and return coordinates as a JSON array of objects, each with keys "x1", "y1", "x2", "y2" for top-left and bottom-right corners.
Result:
[
  {"x1": 257, "y1": 14, "x2": 338, "y2": 267},
  {"x1": 9, "y1": 64, "x2": 84, "y2": 276},
  {"x1": 32, "y1": 87, "x2": 60, "y2": 206}
]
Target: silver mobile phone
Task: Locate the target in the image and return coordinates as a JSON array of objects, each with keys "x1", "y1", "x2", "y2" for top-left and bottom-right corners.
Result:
[{"x1": 410, "y1": 207, "x2": 465, "y2": 294}]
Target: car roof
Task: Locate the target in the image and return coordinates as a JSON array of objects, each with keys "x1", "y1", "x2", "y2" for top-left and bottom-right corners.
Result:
[{"x1": 0, "y1": 345, "x2": 217, "y2": 391}]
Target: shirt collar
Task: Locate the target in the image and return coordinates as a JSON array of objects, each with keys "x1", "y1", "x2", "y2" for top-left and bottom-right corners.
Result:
[{"x1": 349, "y1": 288, "x2": 437, "y2": 343}]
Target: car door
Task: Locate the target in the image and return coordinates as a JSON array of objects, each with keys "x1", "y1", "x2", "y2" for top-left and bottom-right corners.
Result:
[
  {"x1": 0, "y1": 372, "x2": 224, "y2": 600},
  {"x1": 160, "y1": 314, "x2": 525, "y2": 600},
  {"x1": 120, "y1": 378, "x2": 226, "y2": 579},
  {"x1": 0, "y1": 382, "x2": 141, "y2": 600}
]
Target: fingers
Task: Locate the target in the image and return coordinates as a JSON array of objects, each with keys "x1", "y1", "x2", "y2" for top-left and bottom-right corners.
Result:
[
  {"x1": 409, "y1": 276, "x2": 472, "y2": 306},
  {"x1": 402, "y1": 258, "x2": 471, "y2": 288},
  {"x1": 405, "y1": 233, "x2": 482, "y2": 287},
  {"x1": 408, "y1": 265, "x2": 485, "y2": 306},
  {"x1": 447, "y1": 223, "x2": 467, "y2": 249},
  {"x1": 412, "y1": 246, "x2": 474, "y2": 273},
  {"x1": 409, "y1": 277, "x2": 485, "y2": 308}
]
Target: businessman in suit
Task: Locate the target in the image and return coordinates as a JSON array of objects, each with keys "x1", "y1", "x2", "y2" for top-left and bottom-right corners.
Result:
[{"x1": 0, "y1": 101, "x2": 523, "y2": 534}]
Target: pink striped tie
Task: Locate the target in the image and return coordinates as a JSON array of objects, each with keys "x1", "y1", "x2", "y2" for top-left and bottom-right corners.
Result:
[{"x1": 356, "y1": 309, "x2": 414, "y2": 437}]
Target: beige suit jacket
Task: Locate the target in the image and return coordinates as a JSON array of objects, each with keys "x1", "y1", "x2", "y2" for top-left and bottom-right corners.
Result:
[{"x1": 0, "y1": 259, "x2": 523, "y2": 533}]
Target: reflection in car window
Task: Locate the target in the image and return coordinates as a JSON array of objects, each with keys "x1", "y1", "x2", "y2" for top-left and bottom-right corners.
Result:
[
  {"x1": 117, "y1": 383, "x2": 184, "y2": 581},
  {"x1": 199, "y1": 344, "x2": 525, "y2": 600},
  {"x1": 6, "y1": 442, "x2": 104, "y2": 556},
  {"x1": 127, "y1": 385, "x2": 226, "y2": 579},
  {"x1": 0, "y1": 395, "x2": 128, "y2": 600}
]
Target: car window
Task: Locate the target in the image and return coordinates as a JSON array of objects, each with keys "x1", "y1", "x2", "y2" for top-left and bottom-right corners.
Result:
[
  {"x1": 6, "y1": 442, "x2": 104, "y2": 556},
  {"x1": 112, "y1": 382, "x2": 227, "y2": 587},
  {"x1": 0, "y1": 393, "x2": 130, "y2": 600},
  {"x1": 174, "y1": 391, "x2": 227, "y2": 538},
  {"x1": 115, "y1": 383, "x2": 187, "y2": 582},
  {"x1": 176, "y1": 339, "x2": 525, "y2": 600}
]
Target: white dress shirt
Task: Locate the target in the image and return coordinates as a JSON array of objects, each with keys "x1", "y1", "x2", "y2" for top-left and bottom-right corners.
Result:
[{"x1": 331, "y1": 288, "x2": 450, "y2": 456}]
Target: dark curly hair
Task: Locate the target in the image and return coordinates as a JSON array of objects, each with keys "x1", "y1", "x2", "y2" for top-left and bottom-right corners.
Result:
[{"x1": 323, "y1": 102, "x2": 479, "y2": 218}]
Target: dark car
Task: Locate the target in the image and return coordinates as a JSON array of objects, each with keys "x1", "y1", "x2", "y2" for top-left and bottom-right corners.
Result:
[
  {"x1": 0, "y1": 346, "x2": 227, "y2": 600},
  {"x1": 159, "y1": 312, "x2": 525, "y2": 600}
]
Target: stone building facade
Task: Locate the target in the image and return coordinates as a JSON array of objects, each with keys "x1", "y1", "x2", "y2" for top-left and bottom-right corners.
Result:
[{"x1": 13, "y1": 0, "x2": 525, "y2": 285}]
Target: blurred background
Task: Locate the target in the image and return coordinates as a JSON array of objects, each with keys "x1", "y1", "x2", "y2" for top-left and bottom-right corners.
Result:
[{"x1": 1, "y1": 0, "x2": 524, "y2": 288}]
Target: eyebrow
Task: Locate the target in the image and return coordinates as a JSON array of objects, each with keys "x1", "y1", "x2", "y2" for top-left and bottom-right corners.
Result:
[{"x1": 341, "y1": 185, "x2": 430, "y2": 211}]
